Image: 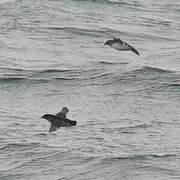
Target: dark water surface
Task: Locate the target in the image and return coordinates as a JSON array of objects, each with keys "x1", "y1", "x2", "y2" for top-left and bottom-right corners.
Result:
[{"x1": 0, "y1": 0, "x2": 180, "y2": 179}]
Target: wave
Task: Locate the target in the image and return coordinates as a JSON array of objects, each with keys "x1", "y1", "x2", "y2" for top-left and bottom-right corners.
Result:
[
  {"x1": 162, "y1": 83, "x2": 180, "y2": 92},
  {"x1": 0, "y1": 77, "x2": 50, "y2": 83},
  {"x1": 0, "y1": 74, "x2": 111, "y2": 84},
  {"x1": 104, "y1": 65, "x2": 175, "y2": 85},
  {"x1": 39, "y1": 69, "x2": 73, "y2": 73},
  {"x1": 44, "y1": 25, "x2": 178, "y2": 42},
  {"x1": 0, "y1": 77, "x2": 26, "y2": 82},
  {"x1": 0, "y1": 67, "x2": 26, "y2": 72},
  {"x1": 167, "y1": 83, "x2": 180, "y2": 87},
  {"x1": 0, "y1": 142, "x2": 40, "y2": 152},
  {"x1": 131, "y1": 66, "x2": 173, "y2": 74},
  {"x1": 45, "y1": 26, "x2": 109, "y2": 38},
  {"x1": 0, "y1": 67, "x2": 73, "y2": 73},
  {"x1": 45, "y1": 26, "x2": 132, "y2": 39},
  {"x1": 125, "y1": 123, "x2": 152, "y2": 129},
  {"x1": 98, "y1": 61, "x2": 129, "y2": 65},
  {"x1": 106, "y1": 0, "x2": 141, "y2": 7},
  {"x1": 0, "y1": 66, "x2": 113, "y2": 83},
  {"x1": 102, "y1": 153, "x2": 176, "y2": 162},
  {"x1": 0, "y1": 65, "x2": 177, "y2": 86},
  {"x1": 104, "y1": 123, "x2": 152, "y2": 133},
  {"x1": 74, "y1": 0, "x2": 141, "y2": 7},
  {"x1": 153, "y1": 121, "x2": 180, "y2": 125}
]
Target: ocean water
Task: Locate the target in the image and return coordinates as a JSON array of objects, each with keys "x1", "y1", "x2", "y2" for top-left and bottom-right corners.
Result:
[{"x1": 0, "y1": 0, "x2": 180, "y2": 179}]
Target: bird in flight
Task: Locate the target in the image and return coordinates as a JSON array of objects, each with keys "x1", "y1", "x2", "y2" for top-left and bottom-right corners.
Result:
[{"x1": 104, "y1": 38, "x2": 140, "y2": 56}]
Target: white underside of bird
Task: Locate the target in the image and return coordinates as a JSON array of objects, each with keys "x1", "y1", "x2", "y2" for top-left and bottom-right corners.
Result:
[{"x1": 111, "y1": 42, "x2": 131, "y2": 51}]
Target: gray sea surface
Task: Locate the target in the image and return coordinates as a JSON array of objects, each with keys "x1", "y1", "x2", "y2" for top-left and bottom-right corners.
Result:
[{"x1": 0, "y1": 0, "x2": 180, "y2": 179}]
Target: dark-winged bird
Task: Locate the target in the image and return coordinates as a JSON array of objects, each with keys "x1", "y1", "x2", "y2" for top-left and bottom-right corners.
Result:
[
  {"x1": 104, "y1": 38, "x2": 140, "y2": 56},
  {"x1": 42, "y1": 114, "x2": 77, "y2": 132}
]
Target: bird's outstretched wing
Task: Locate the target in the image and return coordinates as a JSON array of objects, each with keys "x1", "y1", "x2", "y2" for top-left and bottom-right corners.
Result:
[
  {"x1": 124, "y1": 42, "x2": 140, "y2": 56},
  {"x1": 113, "y1": 38, "x2": 123, "y2": 43},
  {"x1": 49, "y1": 124, "x2": 58, "y2": 132}
]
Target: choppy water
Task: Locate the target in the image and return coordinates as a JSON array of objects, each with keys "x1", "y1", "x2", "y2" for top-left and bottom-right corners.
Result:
[{"x1": 0, "y1": 0, "x2": 180, "y2": 179}]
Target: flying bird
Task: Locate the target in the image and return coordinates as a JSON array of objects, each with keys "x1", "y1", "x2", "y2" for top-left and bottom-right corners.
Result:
[
  {"x1": 104, "y1": 38, "x2": 140, "y2": 56},
  {"x1": 42, "y1": 114, "x2": 77, "y2": 132}
]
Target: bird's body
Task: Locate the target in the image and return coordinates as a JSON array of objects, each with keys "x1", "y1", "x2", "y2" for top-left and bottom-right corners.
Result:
[
  {"x1": 104, "y1": 38, "x2": 140, "y2": 56},
  {"x1": 41, "y1": 114, "x2": 77, "y2": 132}
]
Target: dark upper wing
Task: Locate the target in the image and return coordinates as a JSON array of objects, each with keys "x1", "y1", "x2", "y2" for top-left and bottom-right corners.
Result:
[
  {"x1": 113, "y1": 38, "x2": 123, "y2": 43},
  {"x1": 42, "y1": 114, "x2": 77, "y2": 127},
  {"x1": 59, "y1": 118, "x2": 77, "y2": 126},
  {"x1": 125, "y1": 42, "x2": 140, "y2": 56},
  {"x1": 42, "y1": 114, "x2": 60, "y2": 123},
  {"x1": 130, "y1": 45, "x2": 140, "y2": 56}
]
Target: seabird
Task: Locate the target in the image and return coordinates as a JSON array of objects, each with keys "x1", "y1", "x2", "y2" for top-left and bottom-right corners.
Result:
[
  {"x1": 42, "y1": 114, "x2": 77, "y2": 132},
  {"x1": 104, "y1": 38, "x2": 140, "y2": 56}
]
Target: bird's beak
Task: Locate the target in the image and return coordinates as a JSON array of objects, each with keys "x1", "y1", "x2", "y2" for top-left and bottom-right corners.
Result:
[{"x1": 41, "y1": 115, "x2": 46, "y2": 118}]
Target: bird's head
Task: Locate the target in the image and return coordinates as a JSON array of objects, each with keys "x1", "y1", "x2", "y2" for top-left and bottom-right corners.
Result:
[
  {"x1": 41, "y1": 114, "x2": 52, "y2": 120},
  {"x1": 60, "y1": 107, "x2": 69, "y2": 115},
  {"x1": 104, "y1": 39, "x2": 113, "y2": 46}
]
